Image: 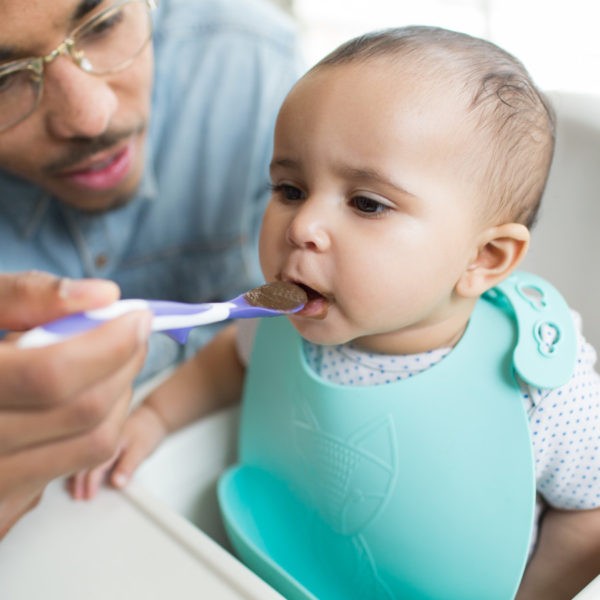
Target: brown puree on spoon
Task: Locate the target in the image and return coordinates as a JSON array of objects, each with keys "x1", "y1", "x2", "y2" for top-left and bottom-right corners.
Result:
[{"x1": 243, "y1": 281, "x2": 308, "y2": 311}]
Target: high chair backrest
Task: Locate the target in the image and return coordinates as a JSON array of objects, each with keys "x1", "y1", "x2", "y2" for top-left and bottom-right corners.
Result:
[{"x1": 523, "y1": 92, "x2": 600, "y2": 350}]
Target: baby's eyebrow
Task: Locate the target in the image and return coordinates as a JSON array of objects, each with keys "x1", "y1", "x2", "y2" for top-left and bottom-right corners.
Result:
[
  {"x1": 340, "y1": 165, "x2": 413, "y2": 197},
  {"x1": 270, "y1": 158, "x2": 415, "y2": 198},
  {"x1": 270, "y1": 157, "x2": 299, "y2": 171}
]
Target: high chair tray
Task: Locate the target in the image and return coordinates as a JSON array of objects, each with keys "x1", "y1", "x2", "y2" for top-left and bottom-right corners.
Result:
[{"x1": 0, "y1": 478, "x2": 284, "y2": 600}]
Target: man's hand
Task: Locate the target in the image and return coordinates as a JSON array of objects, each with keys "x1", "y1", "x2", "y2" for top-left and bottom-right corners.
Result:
[{"x1": 0, "y1": 271, "x2": 152, "y2": 539}]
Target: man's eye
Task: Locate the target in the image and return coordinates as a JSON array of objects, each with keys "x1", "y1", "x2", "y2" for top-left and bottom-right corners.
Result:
[
  {"x1": 0, "y1": 71, "x2": 19, "y2": 94},
  {"x1": 271, "y1": 183, "x2": 305, "y2": 201},
  {"x1": 82, "y1": 11, "x2": 125, "y2": 41},
  {"x1": 351, "y1": 195, "x2": 388, "y2": 214}
]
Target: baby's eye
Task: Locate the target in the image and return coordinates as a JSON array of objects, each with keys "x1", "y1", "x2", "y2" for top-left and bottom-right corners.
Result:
[
  {"x1": 351, "y1": 195, "x2": 389, "y2": 215},
  {"x1": 271, "y1": 183, "x2": 305, "y2": 202}
]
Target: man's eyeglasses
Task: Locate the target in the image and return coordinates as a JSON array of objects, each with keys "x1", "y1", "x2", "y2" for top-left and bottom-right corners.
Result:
[{"x1": 0, "y1": 0, "x2": 156, "y2": 133}]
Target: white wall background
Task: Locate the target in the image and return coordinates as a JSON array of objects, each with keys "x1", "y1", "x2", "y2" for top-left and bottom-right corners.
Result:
[{"x1": 288, "y1": 0, "x2": 600, "y2": 95}]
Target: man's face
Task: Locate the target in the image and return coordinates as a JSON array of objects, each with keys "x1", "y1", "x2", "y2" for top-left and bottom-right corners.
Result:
[{"x1": 0, "y1": 0, "x2": 153, "y2": 212}]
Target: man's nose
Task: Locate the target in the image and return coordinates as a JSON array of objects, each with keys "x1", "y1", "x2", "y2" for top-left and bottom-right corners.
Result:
[
  {"x1": 42, "y1": 57, "x2": 118, "y2": 140},
  {"x1": 285, "y1": 196, "x2": 333, "y2": 251}
]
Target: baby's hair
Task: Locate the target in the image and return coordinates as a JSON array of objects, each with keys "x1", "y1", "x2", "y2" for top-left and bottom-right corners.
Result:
[{"x1": 312, "y1": 26, "x2": 555, "y2": 229}]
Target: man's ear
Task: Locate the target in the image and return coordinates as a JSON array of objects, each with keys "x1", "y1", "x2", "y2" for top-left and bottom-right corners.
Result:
[{"x1": 456, "y1": 223, "x2": 530, "y2": 298}]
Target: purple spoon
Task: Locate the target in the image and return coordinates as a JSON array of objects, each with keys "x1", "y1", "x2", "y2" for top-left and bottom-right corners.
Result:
[{"x1": 18, "y1": 281, "x2": 307, "y2": 348}]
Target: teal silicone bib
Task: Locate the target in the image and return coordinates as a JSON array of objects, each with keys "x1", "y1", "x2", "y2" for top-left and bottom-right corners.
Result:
[{"x1": 219, "y1": 272, "x2": 576, "y2": 599}]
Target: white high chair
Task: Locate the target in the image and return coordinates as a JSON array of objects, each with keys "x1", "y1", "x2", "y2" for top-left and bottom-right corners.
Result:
[
  {"x1": 131, "y1": 91, "x2": 600, "y2": 598},
  {"x1": 135, "y1": 90, "x2": 600, "y2": 539},
  {"x1": 133, "y1": 91, "x2": 600, "y2": 599},
  {"x1": 136, "y1": 90, "x2": 600, "y2": 598},
  {"x1": 1, "y1": 93, "x2": 599, "y2": 599},
  {"x1": 523, "y1": 91, "x2": 600, "y2": 350}
]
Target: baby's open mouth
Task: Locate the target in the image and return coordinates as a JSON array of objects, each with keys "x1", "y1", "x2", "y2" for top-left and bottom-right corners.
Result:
[{"x1": 294, "y1": 283, "x2": 329, "y2": 319}]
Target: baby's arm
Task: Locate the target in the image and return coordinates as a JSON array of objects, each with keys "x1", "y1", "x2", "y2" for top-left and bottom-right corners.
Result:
[
  {"x1": 69, "y1": 323, "x2": 245, "y2": 499},
  {"x1": 515, "y1": 314, "x2": 600, "y2": 597},
  {"x1": 140, "y1": 322, "x2": 245, "y2": 435},
  {"x1": 516, "y1": 506, "x2": 600, "y2": 599}
]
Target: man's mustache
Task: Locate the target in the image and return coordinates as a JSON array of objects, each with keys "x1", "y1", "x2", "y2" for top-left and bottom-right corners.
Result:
[{"x1": 44, "y1": 124, "x2": 145, "y2": 174}]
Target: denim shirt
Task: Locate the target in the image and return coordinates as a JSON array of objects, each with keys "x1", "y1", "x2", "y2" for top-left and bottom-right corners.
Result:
[{"x1": 0, "y1": 0, "x2": 301, "y2": 380}]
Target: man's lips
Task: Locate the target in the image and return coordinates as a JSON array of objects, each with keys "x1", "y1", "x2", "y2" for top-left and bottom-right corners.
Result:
[
  {"x1": 59, "y1": 143, "x2": 126, "y2": 174},
  {"x1": 56, "y1": 141, "x2": 134, "y2": 191}
]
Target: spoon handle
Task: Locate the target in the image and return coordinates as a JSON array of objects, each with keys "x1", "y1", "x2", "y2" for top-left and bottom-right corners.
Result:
[{"x1": 17, "y1": 295, "x2": 301, "y2": 348}]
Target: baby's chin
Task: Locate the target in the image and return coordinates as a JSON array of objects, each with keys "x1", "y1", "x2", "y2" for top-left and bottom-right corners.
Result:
[{"x1": 287, "y1": 315, "x2": 355, "y2": 348}]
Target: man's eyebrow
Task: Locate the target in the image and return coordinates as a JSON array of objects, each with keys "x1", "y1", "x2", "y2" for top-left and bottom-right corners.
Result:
[
  {"x1": 0, "y1": 48, "x2": 18, "y2": 63},
  {"x1": 0, "y1": 0, "x2": 104, "y2": 63},
  {"x1": 72, "y1": 0, "x2": 104, "y2": 23}
]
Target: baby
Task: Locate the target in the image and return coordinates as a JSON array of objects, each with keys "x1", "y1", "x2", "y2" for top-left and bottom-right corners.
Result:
[{"x1": 71, "y1": 26, "x2": 600, "y2": 599}]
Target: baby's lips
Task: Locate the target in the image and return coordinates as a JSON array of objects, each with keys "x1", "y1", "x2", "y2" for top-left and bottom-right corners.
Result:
[
  {"x1": 284, "y1": 279, "x2": 329, "y2": 319},
  {"x1": 295, "y1": 296, "x2": 329, "y2": 319}
]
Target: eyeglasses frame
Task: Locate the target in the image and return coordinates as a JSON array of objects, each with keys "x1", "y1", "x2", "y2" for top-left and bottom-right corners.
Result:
[{"x1": 0, "y1": 0, "x2": 157, "y2": 132}]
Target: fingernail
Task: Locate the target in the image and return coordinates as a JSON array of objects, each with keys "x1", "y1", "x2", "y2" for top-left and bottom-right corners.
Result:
[
  {"x1": 58, "y1": 278, "x2": 76, "y2": 299},
  {"x1": 59, "y1": 278, "x2": 118, "y2": 300},
  {"x1": 112, "y1": 472, "x2": 128, "y2": 488}
]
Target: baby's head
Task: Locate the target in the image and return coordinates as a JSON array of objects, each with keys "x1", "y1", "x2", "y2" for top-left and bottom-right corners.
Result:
[
  {"x1": 313, "y1": 26, "x2": 554, "y2": 229},
  {"x1": 260, "y1": 26, "x2": 555, "y2": 353}
]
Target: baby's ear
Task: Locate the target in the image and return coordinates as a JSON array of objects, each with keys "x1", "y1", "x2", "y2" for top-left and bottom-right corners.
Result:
[{"x1": 456, "y1": 223, "x2": 530, "y2": 298}]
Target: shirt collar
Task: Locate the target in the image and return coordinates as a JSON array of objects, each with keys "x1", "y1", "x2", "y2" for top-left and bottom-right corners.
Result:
[{"x1": 0, "y1": 171, "x2": 49, "y2": 240}]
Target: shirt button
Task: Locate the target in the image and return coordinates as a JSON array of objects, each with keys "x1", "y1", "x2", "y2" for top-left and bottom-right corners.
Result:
[{"x1": 95, "y1": 253, "x2": 109, "y2": 269}]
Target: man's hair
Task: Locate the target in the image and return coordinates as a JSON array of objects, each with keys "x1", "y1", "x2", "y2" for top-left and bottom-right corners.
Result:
[{"x1": 312, "y1": 26, "x2": 555, "y2": 229}]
